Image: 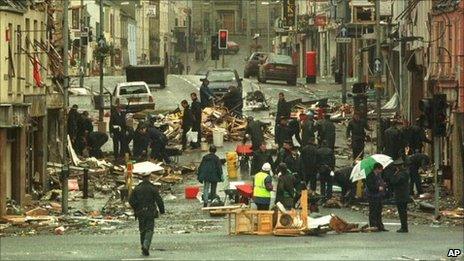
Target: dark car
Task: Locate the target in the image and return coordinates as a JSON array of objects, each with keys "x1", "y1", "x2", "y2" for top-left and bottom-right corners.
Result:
[
  {"x1": 244, "y1": 52, "x2": 267, "y2": 78},
  {"x1": 226, "y1": 41, "x2": 240, "y2": 54},
  {"x1": 258, "y1": 54, "x2": 297, "y2": 85},
  {"x1": 202, "y1": 69, "x2": 243, "y2": 97}
]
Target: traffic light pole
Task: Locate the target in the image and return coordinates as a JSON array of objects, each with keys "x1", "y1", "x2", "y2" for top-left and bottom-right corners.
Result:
[
  {"x1": 433, "y1": 136, "x2": 440, "y2": 220},
  {"x1": 375, "y1": 0, "x2": 382, "y2": 153},
  {"x1": 222, "y1": 50, "x2": 225, "y2": 68}
]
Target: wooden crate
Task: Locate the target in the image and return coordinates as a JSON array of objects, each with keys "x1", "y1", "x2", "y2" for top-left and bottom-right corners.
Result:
[{"x1": 234, "y1": 210, "x2": 274, "y2": 235}]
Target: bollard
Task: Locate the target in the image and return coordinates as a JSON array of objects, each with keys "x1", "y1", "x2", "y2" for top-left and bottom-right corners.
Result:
[{"x1": 83, "y1": 168, "x2": 89, "y2": 199}]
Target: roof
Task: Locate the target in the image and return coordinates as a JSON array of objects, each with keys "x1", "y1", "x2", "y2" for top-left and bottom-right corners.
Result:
[{"x1": 0, "y1": 0, "x2": 28, "y2": 13}]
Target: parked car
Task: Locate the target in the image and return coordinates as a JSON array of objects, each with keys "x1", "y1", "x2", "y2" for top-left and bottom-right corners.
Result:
[
  {"x1": 258, "y1": 54, "x2": 297, "y2": 85},
  {"x1": 244, "y1": 52, "x2": 267, "y2": 78},
  {"x1": 226, "y1": 41, "x2": 240, "y2": 54},
  {"x1": 202, "y1": 69, "x2": 242, "y2": 97},
  {"x1": 113, "y1": 81, "x2": 155, "y2": 112}
]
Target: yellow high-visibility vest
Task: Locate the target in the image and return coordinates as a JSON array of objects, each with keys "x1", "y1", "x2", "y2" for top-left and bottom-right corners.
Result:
[{"x1": 253, "y1": 172, "x2": 271, "y2": 198}]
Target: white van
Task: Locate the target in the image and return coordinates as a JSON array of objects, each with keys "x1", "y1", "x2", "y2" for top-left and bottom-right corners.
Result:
[{"x1": 113, "y1": 81, "x2": 155, "y2": 112}]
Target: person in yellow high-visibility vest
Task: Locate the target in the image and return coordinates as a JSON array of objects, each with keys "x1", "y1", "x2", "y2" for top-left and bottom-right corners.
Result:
[{"x1": 253, "y1": 163, "x2": 273, "y2": 210}]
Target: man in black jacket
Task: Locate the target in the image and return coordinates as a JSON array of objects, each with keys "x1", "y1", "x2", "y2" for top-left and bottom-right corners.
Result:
[
  {"x1": 388, "y1": 159, "x2": 410, "y2": 232},
  {"x1": 407, "y1": 119, "x2": 431, "y2": 153},
  {"x1": 147, "y1": 125, "x2": 170, "y2": 163},
  {"x1": 86, "y1": 131, "x2": 108, "y2": 159},
  {"x1": 250, "y1": 142, "x2": 274, "y2": 176},
  {"x1": 333, "y1": 166, "x2": 355, "y2": 205},
  {"x1": 384, "y1": 120, "x2": 404, "y2": 160},
  {"x1": 245, "y1": 117, "x2": 265, "y2": 151},
  {"x1": 346, "y1": 113, "x2": 371, "y2": 160},
  {"x1": 276, "y1": 163, "x2": 297, "y2": 210},
  {"x1": 133, "y1": 123, "x2": 150, "y2": 161},
  {"x1": 181, "y1": 100, "x2": 193, "y2": 150},
  {"x1": 301, "y1": 113, "x2": 316, "y2": 147},
  {"x1": 200, "y1": 79, "x2": 214, "y2": 108},
  {"x1": 276, "y1": 117, "x2": 292, "y2": 148},
  {"x1": 67, "y1": 104, "x2": 80, "y2": 147},
  {"x1": 109, "y1": 105, "x2": 127, "y2": 160},
  {"x1": 316, "y1": 141, "x2": 335, "y2": 199},
  {"x1": 190, "y1": 92, "x2": 202, "y2": 148},
  {"x1": 299, "y1": 138, "x2": 318, "y2": 191},
  {"x1": 366, "y1": 163, "x2": 387, "y2": 231},
  {"x1": 223, "y1": 86, "x2": 243, "y2": 117},
  {"x1": 406, "y1": 152, "x2": 430, "y2": 196},
  {"x1": 316, "y1": 114, "x2": 336, "y2": 151},
  {"x1": 75, "y1": 111, "x2": 93, "y2": 155},
  {"x1": 129, "y1": 172, "x2": 165, "y2": 256},
  {"x1": 275, "y1": 92, "x2": 291, "y2": 142}
]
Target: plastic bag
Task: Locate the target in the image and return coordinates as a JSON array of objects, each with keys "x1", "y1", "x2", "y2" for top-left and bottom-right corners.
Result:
[{"x1": 187, "y1": 130, "x2": 198, "y2": 143}]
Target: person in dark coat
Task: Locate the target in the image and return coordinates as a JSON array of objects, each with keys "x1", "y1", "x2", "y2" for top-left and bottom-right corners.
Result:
[
  {"x1": 276, "y1": 117, "x2": 292, "y2": 148},
  {"x1": 197, "y1": 145, "x2": 223, "y2": 207},
  {"x1": 244, "y1": 116, "x2": 265, "y2": 151},
  {"x1": 67, "y1": 104, "x2": 80, "y2": 146},
  {"x1": 365, "y1": 163, "x2": 387, "y2": 231},
  {"x1": 316, "y1": 141, "x2": 335, "y2": 200},
  {"x1": 86, "y1": 131, "x2": 108, "y2": 159},
  {"x1": 276, "y1": 140, "x2": 299, "y2": 174},
  {"x1": 316, "y1": 114, "x2": 336, "y2": 151},
  {"x1": 250, "y1": 142, "x2": 274, "y2": 176},
  {"x1": 299, "y1": 138, "x2": 318, "y2": 191},
  {"x1": 276, "y1": 163, "x2": 297, "y2": 210},
  {"x1": 275, "y1": 92, "x2": 291, "y2": 142},
  {"x1": 109, "y1": 104, "x2": 127, "y2": 160},
  {"x1": 333, "y1": 166, "x2": 355, "y2": 205},
  {"x1": 406, "y1": 152, "x2": 430, "y2": 196},
  {"x1": 129, "y1": 172, "x2": 165, "y2": 256},
  {"x1": 388, "y1": 159, "x2": 410, "y2": 233},
  {"x1": 346, "y1": 113, "x2": 371, "y2": 160},
  {"x1": 301, "y1": 113, "x2": 316, "y2": 147},
  {"x1": 147, "y1": 125, "x2": 170, "y2": 163},
  {"x1": 384, "y1": 120, "x2": 404, "y2": 160},
  {"x1": 288, "y1": 118, "x2": 302, "y2": 147},
  {"x1": 75, "y1": 111, "x2": 93, "y2": 155},
  {"x1": 132, "y1": 123, "x2": 150, "y2": 161},
  {"x1": 407, "y1": 118, "x2": 431, "y2": 153},
  {"x1": 200, "y1": 79, "x2": 214, "y2": 108},
  {"x1": 190, "y1": 92, "x2": 202, "y2": 148},
  {"x1": 181, "y1": 100, "x2": 193, "y2": 150},
  {"x1": 223, "y1": 86, "x2": 243, "y2": 117}
]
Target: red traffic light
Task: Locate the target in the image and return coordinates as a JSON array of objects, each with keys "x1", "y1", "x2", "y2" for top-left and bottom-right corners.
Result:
[{"x1": 218, "y1": 29, "x2": 228, "y2": 49}]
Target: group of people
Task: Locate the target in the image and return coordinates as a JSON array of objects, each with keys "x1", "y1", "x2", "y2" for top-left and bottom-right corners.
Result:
[{"x1": 67, "y1": 105, "x2": 108, "y2": 158}]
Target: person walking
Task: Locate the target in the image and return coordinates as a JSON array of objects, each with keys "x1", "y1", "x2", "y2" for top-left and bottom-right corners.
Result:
[
  {"x1": 253, "y1": 163, "x2": 273, "y2": 210},
  {"x1": 275, "y1": 92, "x2": 291, "y2": 143},
  {"x1": 406, "y1": 152, "x2": 430, "y2": 196},
  {"x1": 190, "y1": 92, "x2": 202, "y2": 148},
  {"x1": 129, "y1": 172, "x2": 165, "y2": 256},
  {"x1": 197, "y1": 145, "x2": 223, "y2": 207},
  {"x1": 316, "y1": 141, "x2": 335, "y2": 200},
  {"x1": 275, "y1": 163, "x2": 297, "y2": 210},
  {"x1": 200, "y1": 79, "x2": 214, "y2": 108},
  {"x1": 346, "y1": 113, "x2": 371, "y2": 160},
  {"x1": 109, "y1": 104, "x2": 127, "y2": 161},
  {"x1": 365, "y1": 163, "x2": 387, "y2": 231},
  {"x1": 250, "y1": 142, "x2": 273, "y2": 176},
  {"x1": 181, "y1": 100, "x2": 193, "y2": 150},
  {"x1": 301, "y1": 112, "x2": 316, "y2": 147},
  {"x1": 388, "y1": 159, "x2": 410, "y2": 233},
  {"x1": 316, "y1": 113, "x2": 336, "y2": 151}
]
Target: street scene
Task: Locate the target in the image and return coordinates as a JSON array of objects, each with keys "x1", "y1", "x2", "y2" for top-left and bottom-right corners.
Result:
[{"x1": 0, "y1": 0, "x2": 463, "y2": 260}]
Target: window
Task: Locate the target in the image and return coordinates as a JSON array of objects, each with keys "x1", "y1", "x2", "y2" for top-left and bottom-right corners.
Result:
[
  {"x1": 72, "y1": 8, "x2": 80, "y2": 29},
  {"x1": 175, "y1": 18, "x2": 178, "y2": 27},
  {"x1": 110, "y1": 13, "x2": 114, "y2": 36}
]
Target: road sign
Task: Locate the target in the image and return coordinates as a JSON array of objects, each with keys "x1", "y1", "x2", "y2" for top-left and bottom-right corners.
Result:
[
  {"x1": 74, "y1": 31, "x2": 88, "y2": 38},
  {"x1": 374, "y1": 58, "x2": 382, "y2": 74},
  {"x1": 283, "y1": 0, "x2": 296, "y2": 27},
  {"x1": 340, "y1": 27, "x2": 347, "y2": 37},
  {"x1": 336, "y1": 38, "x2": 351, "y2": 43}
]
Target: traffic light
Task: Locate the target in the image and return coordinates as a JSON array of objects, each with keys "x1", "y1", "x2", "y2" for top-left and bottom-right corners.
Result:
[
  {"x1": 82, "y1": 27, "x2": 89, "y2": 46},
  {"x1": 211, "y1": 34, "x2": 219, "y2": 60},
  {"x1": 218, "y1": 29, "x2": 228, "y2": 49},
  {"x1": 418, "y1": 98, "x2": 433, "y2": 129},
  {"x1": 432, "y1": 94, "x2": 447, "y2": 137}
]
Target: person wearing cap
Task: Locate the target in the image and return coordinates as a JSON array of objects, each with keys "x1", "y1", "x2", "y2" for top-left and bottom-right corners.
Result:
[
  {"x1": 301, "y1": 112, "x2": 316, "y2": 147},
  {"x1": 253, "y1": 162, "x2": 273, "y2": 210},
  {"x1": 275, "y1": 163, "x2": 297, "y2": 210},
  {"x1": 316, "y1": 113, "x2": 336, "y2": 151},
  {"x1": 197, "y1": 145, "x2": 223, "y2": 207},
  {"x1": 388, "y1": 159, "x2": 410, "y2": 233},
  {"x1": 129, "y1": 172, "x2": 165, "y2": 256},
  {"x1": 365, "y1": 163, "x2": 387, "y2": 231},
  {"x1": 200, "y1": 78, "x2": 214, "y2": 109},
  {"x1": 109, "y1": 104, "x2": 128, "y2": 160}
]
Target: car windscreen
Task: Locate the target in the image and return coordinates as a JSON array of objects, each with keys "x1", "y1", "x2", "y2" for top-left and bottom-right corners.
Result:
[
  {"x1": 269, "y1": 55, "x2": 293, "y2": 65},
  {"x1": 207, "y1": 71, "x2": 236, "y2": 82},
  {"x1": 119, "y1": 85, "x2": 148, "y2": 95}
]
